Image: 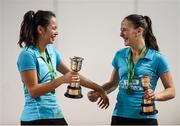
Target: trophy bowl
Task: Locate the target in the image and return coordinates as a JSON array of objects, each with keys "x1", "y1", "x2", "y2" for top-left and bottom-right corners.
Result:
[{"x1": 64, "y1": 56, "x2": 84, "y2": 99}]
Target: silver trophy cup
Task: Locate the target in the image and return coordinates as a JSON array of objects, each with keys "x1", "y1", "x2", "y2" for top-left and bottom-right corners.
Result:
[{"x1": 64, "y1": 56, "x2": 84, "y2": 99}]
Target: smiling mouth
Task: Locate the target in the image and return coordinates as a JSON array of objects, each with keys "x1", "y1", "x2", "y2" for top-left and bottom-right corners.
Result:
[
  {"x1": 124, "y1": 37, "x2": 128, "y2": 41},
  {"x1": 51, "y1": 35, "x2": 57, "y2": 40}
]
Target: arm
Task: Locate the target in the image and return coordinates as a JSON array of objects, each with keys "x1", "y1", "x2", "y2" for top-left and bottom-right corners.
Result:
[
  {"x1": 155, "y1": 71, "x2": 175, "y2": 101},
  {"x1": 22, "y1": 62, "x2": 79, "y2": 99},
  {"x1": 56, "y1": 60, "x2": 71, "y2": 74},
  {"x1": 80, "y1": 74, "x2": 110, "y2": 107},
  {"x1": 57, "y1": 60, "x2": 106, "y2": 93},
  {"x1": 87, "y1": 68, "x2": 119, "y2": 103},
  {"x1": 87, "y1": 68, "x2": 119, "y2": 95},
  {"x1": 102, "y1": 68, "x2": 119, "y2": 94},
  {"x1": 57, "y1": 60, "x2": 109, "y2": 108},
  {"x1": 57, "y1": 61, "x2": 105, "y2": 94},
  {"x1": 79, "y1": 75, "x2": 105, "y2": 93},
  {"x1": 145, "y1": 71, "x2": 175, "y2": 101},
  {"x1": 57, "y1": 60, "x2": 105, "y2": 93},
  {"x1": 57, "y1": 60, "x2": 107, "y2": 93}
]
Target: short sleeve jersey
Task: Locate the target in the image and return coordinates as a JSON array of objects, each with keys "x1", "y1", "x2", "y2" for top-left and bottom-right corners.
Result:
[
  {"x1": 17, "y1": 44, "x2": 63, "y2": 121},
  {"x1": 112, "y1": 47, "x2": 169, "y2": 119}
]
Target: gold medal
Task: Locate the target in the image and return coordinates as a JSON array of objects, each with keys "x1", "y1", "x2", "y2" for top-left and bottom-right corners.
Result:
[{"x1": 127, "y1": 85, "x2": 133, "y2": 95}]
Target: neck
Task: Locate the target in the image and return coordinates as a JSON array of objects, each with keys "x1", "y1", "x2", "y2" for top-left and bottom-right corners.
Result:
[
  {"x1": 131, "y1": 40, "x2": 146, "y2": 56},
  {"x1": 36, "y1": 42, "x2": 46, "y2": 53}
]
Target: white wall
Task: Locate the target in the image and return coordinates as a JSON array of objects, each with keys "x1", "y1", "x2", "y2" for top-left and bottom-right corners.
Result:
[
  {"x1": 55, "y1": 0, "x2": 134, "y2": 125},
  {"x1": 56, "y1": 0, "x2": 180, "y2": 125},
  {"x1": 137, "y1": 0, "x2": 180, "y2": 124},
  {"x1": 0, "y1": 0, "x2": 54, "y2": 124},
  {"x1": 0, "y1": 0, "x2": 179, "y2": 125},
  {"x1": 0, "y1": 0, "x2": 3, "y2": 123},
  {"x1": 178, "y1": 0, "x2": 180, "y2": 121}
]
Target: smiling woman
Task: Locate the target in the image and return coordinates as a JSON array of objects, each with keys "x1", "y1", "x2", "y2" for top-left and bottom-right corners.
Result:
[
  {"x1": 87, "y1": 14, "x2": 175, "y2": 126},
  {"x1": 17, "y1": 10, "x2": 74, "y2": 125},
  {"x1": 17, "y1": 10, "x2": 109, "y2": 125}
]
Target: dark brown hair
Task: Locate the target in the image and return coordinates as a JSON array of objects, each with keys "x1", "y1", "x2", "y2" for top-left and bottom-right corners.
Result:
[
  {"x1": 125, "y1": 14, "x2": 159, "y2": 51},
  {"x1": 18, "y1": 10, "x2": 56, "y2": 48}
]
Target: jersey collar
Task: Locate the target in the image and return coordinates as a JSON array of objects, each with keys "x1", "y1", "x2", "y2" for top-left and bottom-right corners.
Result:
[{"x1": 124, "y1": 47, "x2": 154, "y2": 61}]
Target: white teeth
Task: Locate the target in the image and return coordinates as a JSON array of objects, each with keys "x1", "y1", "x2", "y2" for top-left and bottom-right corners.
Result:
[
  {"x1": 51, "y1": 36, "x2": 55, "y2": 41},
  {"x1": 51, "y1": 35, "x2": 55, "y2": 39},
  {"x1": 51, "y1": 34, "x2": 58, "y2": 41}
]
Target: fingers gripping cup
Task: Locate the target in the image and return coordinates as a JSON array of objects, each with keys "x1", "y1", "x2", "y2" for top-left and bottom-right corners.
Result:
[
  {"x1": 64, "y1": 56, "x2": 84, "y2": 99},
  {"x1": 140, "y1": 75, "x2": 158, "y2": 115}
]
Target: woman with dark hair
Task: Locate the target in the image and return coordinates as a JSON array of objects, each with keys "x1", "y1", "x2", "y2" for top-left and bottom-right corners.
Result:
[
  {"x1": 17, "y1": 10, "x2": 109, "y2": 125},
  {"x1": 87, "y1": 14, "x2": 175, "y2": 125}
]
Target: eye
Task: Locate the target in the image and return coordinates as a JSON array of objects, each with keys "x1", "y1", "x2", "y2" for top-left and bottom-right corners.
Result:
[
  {"x1": 54, "y1": 26, "x2": 57, "y2": 30},
  {"x1": 53, "y1": 26, "x2": 57, "y2": 30}
]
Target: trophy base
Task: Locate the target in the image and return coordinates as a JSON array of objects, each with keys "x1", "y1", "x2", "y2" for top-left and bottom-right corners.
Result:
[
  {"x1": 64, "y1": 92, "x2": 83, "y2": 99},
  {"x1": 140, "y1": 103, "x2": 158, "y2": 115},
  {"x1": 140, "y1": 110, "x2": 158, "y2": 115},
  {"x1": 64, "y1": 86, "x2": 83, "y2": 99}
]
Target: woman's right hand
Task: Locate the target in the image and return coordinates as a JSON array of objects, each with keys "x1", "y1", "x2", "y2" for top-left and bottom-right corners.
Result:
[
  {"x1": 87, "y1": 91, "x2": 100, "y2": 102},
  {"x1": 62, "y1": 71, "x2": 80, "y2": 83},
  {"x1": 87, "y1": 90, "x2": 109, "y2": 109}
]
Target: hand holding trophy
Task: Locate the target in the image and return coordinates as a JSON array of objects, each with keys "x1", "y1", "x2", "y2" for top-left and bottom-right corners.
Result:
[
  {"x1": 64, "y1": 56, "x2": 84, "y2": 99},
  {"x1": 140, "y1": 75, "x2": 158, "y2": 115}
]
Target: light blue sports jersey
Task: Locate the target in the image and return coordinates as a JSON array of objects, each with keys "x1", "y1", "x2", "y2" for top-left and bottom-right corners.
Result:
[
  {"x1": 17, "y1": 44, "x2": 64, "y2": 121},
  {"x1": 112, "y1": 47, "x2": 169, "y2": 119}
]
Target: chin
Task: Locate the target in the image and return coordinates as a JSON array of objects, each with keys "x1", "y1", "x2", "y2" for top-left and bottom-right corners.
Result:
[
  {"x1": 124, "y1": 42, "x2": 129, "y2": 46},
  {"x1": 50, "y1": 39, "x2": 55, "y2": 44},
  {"x1": 48, "y1": 41, "x2": 54, "y2": 44}
]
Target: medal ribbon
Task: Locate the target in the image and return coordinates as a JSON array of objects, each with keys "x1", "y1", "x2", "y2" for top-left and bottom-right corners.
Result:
[
  {"x1": 127, "y1": 46, "x2": 147, "y2": 84},
  {"x1": 38, "y1": 48, "x2": 55, "y2": 80}
]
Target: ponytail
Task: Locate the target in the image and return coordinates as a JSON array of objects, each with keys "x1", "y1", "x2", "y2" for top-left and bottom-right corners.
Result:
[
  {"x1": 18, "y1": 10, "x2": 35, "y2": 48},
  {"x1": 144, "y1": 16, "x2": 159, "y2": 51}
]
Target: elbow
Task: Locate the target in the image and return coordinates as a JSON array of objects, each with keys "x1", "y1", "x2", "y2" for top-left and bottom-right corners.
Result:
[
  {"x1": 28, "y1": 90, "x2": 38, "y2": 99},
  {"x1": 29, "y1": 92, "x2": 37, "y2": 99},
  {"x1": 169, "y1": 88, "x2": 176, "y2": 100},
  {"x1": 169, "y1": 93, "x2": 175, "y2": 100},
  {"x1": 171, "y1": 91, "x2": 176, "y2": 99}
]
